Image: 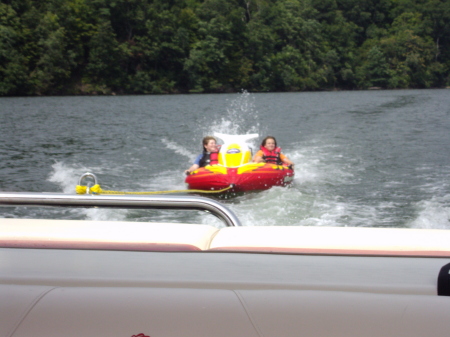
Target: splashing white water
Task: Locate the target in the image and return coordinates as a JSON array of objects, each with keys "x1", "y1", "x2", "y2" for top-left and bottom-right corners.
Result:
[
  {"x1": 48, "y1": 162, "x2": 129, "y2": 221},
  {"x1": 209, "y1": 90, "x2": 260, "y2": 135},
  {"x1": 49, "y1": 162, "x2": 85, "y2": 194},
  {"x1": 163, "y1": 90, "x2": 261, "y2": 157},
  {"x1": 409, "y1": 195, "x2": 450, "y2": 229}
]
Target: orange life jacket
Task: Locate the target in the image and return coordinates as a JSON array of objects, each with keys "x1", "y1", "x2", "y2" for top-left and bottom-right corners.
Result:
[{"x1": 260, "y1": 146, "x2": 282, "y2": 165}]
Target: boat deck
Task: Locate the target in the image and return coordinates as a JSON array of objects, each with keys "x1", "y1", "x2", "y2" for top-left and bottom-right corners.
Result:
[{"x1": 1, "y1": 193, "x2": 450, "y2": 337}]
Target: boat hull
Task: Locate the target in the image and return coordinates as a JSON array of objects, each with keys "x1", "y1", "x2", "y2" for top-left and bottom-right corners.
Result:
[{"x1": 185, "y1": 163, "x2": 294, "y2": 193}]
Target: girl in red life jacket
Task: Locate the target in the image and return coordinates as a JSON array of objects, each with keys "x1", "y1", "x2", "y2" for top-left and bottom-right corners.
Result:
[
  {"x1": 252, "y1": 136, "x2": 294, "y2": 167},
  {"x1": 185, "y1": 136, "x2": 220, "y2": 175}
]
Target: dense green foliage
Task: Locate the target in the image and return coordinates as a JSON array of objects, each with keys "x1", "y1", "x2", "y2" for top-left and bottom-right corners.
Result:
[{"x1": 1, "y1": 0, "x2": 449, "y2": 95}]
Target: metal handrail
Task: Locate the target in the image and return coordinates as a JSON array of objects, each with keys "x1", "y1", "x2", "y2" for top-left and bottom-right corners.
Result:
[{"x1": 0, "y1": 192, "x2": 241, "y2": 227}]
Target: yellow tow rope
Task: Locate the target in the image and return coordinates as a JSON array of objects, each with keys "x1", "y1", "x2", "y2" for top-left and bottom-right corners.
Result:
[{"x1": 75, "y1": 184, "x2": 233, "y2": 195}]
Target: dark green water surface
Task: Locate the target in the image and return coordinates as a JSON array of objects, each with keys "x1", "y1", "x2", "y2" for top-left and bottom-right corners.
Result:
[{"x1": 1, "y1": 90, "x2": 449, "y2": 228}]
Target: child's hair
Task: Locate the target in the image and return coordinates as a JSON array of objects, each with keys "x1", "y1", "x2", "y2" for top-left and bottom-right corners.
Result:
[
  {"x1": 202, "y1": 136, "x2": 216, "y2": 152},
  {"x1": 261, "y1": 136, "x2": 277, "y2": 147}
]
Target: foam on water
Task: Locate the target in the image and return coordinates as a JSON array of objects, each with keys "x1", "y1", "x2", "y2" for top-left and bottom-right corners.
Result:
[
  {"x1": 48, "y1": 160, "x2": 217, "y2": 223},
  {"x1": 48, "y1": 162, "x2": 127, "y2": 221},
  {"x1": 49, "y1": 162, "x2": 89, "y2": 194},
  {"x1": 409, "y1": 195, "x2": 450, "y2": 229}
]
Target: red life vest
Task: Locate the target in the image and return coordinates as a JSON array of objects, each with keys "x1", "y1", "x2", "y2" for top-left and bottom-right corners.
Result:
[
  {"x1": 199, "y1": 151, "x2": 219, "y2": 167},
  {"x1": 210, "y1": 152, "x2": 219, "y2": 165},
  {"x1": 260, "y1": 146, "x2": 282, "y2": 165}
]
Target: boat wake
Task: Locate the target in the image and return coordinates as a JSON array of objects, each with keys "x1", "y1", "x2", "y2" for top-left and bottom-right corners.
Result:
[
  {"x1": 161, "y1": 138, "x2": 196, "y2": 160},
  {"x1": 39, "y1": 91, "x2": 450, "y2": 230}
]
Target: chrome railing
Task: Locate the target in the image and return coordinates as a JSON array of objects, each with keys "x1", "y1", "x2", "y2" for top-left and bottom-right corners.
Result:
[{"x1": 0, "y1": 192, "x2": 241, "y2": 227}]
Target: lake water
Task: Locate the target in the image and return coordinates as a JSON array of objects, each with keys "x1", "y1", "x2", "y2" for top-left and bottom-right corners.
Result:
[{"x1": 1, "y1": 89, "x2": 449, "y2": 229}]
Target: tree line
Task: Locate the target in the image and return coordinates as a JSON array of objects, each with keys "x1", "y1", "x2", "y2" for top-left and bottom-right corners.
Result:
[{"x1": 1, "y1": 0, "x2": 449, "y2": 95}]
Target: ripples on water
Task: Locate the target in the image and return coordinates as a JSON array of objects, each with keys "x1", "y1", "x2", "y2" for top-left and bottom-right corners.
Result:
[{"x1": 1, "y1": 90, "x2": 449, "y2": 229}]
